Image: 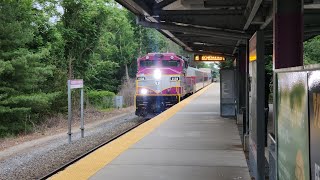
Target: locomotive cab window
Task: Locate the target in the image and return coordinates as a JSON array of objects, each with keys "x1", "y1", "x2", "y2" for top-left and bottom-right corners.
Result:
[
  {"x1": 184, "y1": 61, "x2": 188, "y2": 68},
  {"x1": 140, "y1": 60, "x2": 156, "y2": 67},
  {"x1": 162, "y1": 60, "x2": 180, "y2": 67}
]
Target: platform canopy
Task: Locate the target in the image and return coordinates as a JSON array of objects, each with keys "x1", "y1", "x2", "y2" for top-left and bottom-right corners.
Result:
[{"x1": 115, "y1": 0, "x2": 320, "y2": 57}]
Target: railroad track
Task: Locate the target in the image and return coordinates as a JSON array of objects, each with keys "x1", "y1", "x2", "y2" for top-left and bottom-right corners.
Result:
[{"x1": 39, "y1": 120, "x2": 145, "y2": 180}]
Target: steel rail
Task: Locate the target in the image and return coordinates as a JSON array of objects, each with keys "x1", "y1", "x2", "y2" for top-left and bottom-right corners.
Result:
[{"x1": 39, "y1": 120, "x2": 145, "y2": 180}]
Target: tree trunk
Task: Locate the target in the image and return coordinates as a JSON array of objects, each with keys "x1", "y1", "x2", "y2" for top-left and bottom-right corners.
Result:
[
  {"x1": 139, "y1": 26, "x2": 142, "y2": 56},
  {"x1": 68, "y1": 56, "x2": 73, "y2": 79},
  {"x1": 125, "y1": 64, "x2": 130, "y2": 82}
]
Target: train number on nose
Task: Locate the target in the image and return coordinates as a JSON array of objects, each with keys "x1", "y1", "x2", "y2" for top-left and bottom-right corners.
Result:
[{"x1": 170, "y1": 77, "x2": 180, "y2": 81}]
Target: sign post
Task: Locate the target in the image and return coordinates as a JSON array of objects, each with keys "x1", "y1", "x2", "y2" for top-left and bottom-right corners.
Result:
[
  {"x1": 67, "y1": 79, "x2": 84, "y2": 143},
  {"x1": 80, "y1": 88, "x2": 84, "y2": 138},
  {"x1": 67, "y1": 80, "x2": 72, "y2": 143}
]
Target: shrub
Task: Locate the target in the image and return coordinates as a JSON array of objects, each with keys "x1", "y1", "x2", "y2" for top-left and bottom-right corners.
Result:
[
  {"x1": 87, "y1": 90, "x2": 115, "y2": 109},
  {"x1": 118, "y1": 79, "x2": 135, "y2": 107}
]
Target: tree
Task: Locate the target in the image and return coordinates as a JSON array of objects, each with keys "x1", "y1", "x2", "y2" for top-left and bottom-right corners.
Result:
[
  {"x1": 196, "y1": 62, "x2": 210, "y2": 68},
  {"x1": 61, "y1": 0, "x2": 110, "y2": 79},
  {"x1": 0, "y1": 0, "x2": 59, "y2": 136},
  {"x1": 304, "y1": 35, "x2": 320, "y2": 65},
  {"x1": 0, "y1": 0, "x2": 192, "y2": 137},
  {"x1": 219, "y1": 57, "x2": 234, "y2": 69}
]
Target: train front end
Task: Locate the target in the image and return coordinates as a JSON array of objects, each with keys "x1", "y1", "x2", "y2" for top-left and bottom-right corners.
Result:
[{"x1": 135, "y1": 53, "x2": 185, "y2": 117}]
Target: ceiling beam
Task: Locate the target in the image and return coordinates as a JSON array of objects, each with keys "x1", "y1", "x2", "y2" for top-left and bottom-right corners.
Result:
[
  {"x1": 177, "y1": 36, "x2": 238, "y2": 46},
  {"x1": 243, "y1": 0, "x2": 263, "y2": 30},
  {"x1": 133, "y1": 0, "x2": 154, "y2": 15},
  {"x1": 160, "y1": 30, "x2": 193, "y2": 51},
  {"x1": 116, "y1": 0, "x2": 151, "y2": 15},
  {"x1": 137, "y1": 17, "x2": 251, "y2": 40},
  {"x1": 186, "y1": 42, "x2": 238, "y2": 48},
  {"x1": 191, "y1": 46, "x2": 235, "y2": 55},
  {"x1": 190, "y1": 44, "x2": 236, "y2": 52},
  {"x1": 152, "y1": 9, "x2": 244, "y2": 16},
  {"x1": 233, "y1": 0, "x2": 263, "y2": 55},
  {"x1": 260, "y1": 7, "x2": 273, "y2": 30},
  {"x1": 116, "y1": 0, "x2": 194, "y2": 51},
  {"x1": 188, "y1": 50, "x2": 235, "y2": 58},
  {"x1": 203, "y1": 0, "x2": 247, "y2": 8},
  {"x1": 156, "y1": 16, "x2": 246, "y2": 32},
  {"x1": 153, "y1": 0, "x2": 177, "y2": 9}
]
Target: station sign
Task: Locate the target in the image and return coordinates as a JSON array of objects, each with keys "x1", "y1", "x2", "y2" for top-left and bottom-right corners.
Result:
[
  {"x1": 194, "y1": 54, "x2": 225, "y2": 61},
  {"x1": 249, "y1": 33, "x2": 257, "y2": 62},
  {"x1": 68, "y1": 79, "x2": 83, "y2": 89},
  {"x1": 67, "y1": 79, "x2": 85, "y2": 143}
]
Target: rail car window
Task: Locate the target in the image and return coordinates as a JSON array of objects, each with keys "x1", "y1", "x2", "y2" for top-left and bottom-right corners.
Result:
[
  {"x1": 140, "y1": 60, "x2": 156, "y2": 67},
  {"x1": 162, "y1": 60, "x2": 180, "y2": 67}
]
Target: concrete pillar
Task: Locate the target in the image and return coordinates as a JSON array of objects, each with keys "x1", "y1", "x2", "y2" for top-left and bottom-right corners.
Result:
[
  {"x1": 238, "y1": 46, "x2": 246, "y2": 112},
  {"x1": 273, "y1": 0, "x2": 303, "y2": 69},
  {"x1": 248, "y1": 31, "x2": 265, "y2": 180},
  {"x1": 245, "y1": 41, "x2": 250, "y2": 136},
  {"x1": 236, "y1": 56, "x2": 240, "y2": 116},
  {"x1": 255, "y1": 31, "x2": 266, "y2": 180}
]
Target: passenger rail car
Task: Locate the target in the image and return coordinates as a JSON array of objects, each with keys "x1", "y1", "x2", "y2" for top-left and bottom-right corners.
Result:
[{"x1": 135, "y1": 53, "x2": 211, "y2": 117}]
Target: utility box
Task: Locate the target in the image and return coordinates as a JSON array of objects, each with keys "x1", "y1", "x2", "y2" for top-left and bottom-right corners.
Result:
[
  {"x1": 114, "y1": 96, "x2": 123, "y2": 108},
  {"x1": 220, "y1": 69, "x2": 236, "y2": 117}
]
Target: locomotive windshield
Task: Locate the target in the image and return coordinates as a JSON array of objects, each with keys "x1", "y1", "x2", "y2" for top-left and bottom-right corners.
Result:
[
  {"x1": 162, "y1": 60, "x2": 180, "y2": 67},
  {"x1": 140, "y1": 60, "x2": 157, "y2": 67}
]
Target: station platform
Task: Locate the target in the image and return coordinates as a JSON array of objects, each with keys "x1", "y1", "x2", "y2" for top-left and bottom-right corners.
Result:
[{"x1": 52, "y1": 83, "x2": 251, "y2": 180}]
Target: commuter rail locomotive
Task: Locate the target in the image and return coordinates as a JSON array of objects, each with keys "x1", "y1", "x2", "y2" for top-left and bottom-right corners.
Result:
[{"x1": 135, "y1": 53, "x2": 212, "y2": 117}]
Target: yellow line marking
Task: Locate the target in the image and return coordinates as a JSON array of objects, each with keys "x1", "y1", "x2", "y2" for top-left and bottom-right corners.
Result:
[{"x1": 50, "y1": 84, "x2": 213, "y2": 180}]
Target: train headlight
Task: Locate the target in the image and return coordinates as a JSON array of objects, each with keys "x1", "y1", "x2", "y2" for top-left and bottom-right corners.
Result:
[
  {"x1": 153, "y1": 69, "x2": 162, "y2": 80},
  {"x1": 140, "y1": 88, "x2": 148, "y2": 95}
]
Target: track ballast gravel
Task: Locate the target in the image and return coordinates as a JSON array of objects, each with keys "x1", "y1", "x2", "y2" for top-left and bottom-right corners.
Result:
[{"x1": 0, "y1": 113, "x2": 144, "y2": 180}]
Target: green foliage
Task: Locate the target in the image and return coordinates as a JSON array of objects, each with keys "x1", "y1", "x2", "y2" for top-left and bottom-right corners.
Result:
[
  {"x1": 0, "y1": 0, "x2": 65, "y2": 137},
  {"x1": 61, "y1": 0, "x2": 112, "y2": 79},
  {"x1": 0, "y1": 0, "x2": 186, "y2": 137},
  {"x1": 86, "y1": 60, "x2": 119, "y2": 92},
  {"x1": 219, "y1": 57, "x2": 234, "y2": 69},
  {"x1": 304, "y1": 35, "x2": 320, "y2": 65},
  {"x1": 196, "y1": 62, "x2": 210, "y2": 68},
  {"x1": 87, "y1": 90, "x2": 115, "y2": 109}
]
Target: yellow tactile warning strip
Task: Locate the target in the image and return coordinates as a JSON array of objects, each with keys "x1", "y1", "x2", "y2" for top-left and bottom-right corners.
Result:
[{"x1": 50, "y1": 84, "x2": 213, "y2": 180}]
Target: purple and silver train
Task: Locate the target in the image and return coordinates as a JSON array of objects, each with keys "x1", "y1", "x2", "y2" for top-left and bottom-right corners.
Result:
[{"x1": 135, "y1": 53, "x2": 212, "y2": 117}]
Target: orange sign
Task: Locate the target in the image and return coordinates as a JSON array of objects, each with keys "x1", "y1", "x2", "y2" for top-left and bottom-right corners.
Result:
[
  {"x1": 249, "y1": 33, "x2": 257, "y2": 62},
  {"x1": 194, "y1": 55, "x2": 225, "y2": 61}
]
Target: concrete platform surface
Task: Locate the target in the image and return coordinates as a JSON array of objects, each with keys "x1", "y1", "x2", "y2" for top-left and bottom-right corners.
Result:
[{"x1": 90, "y1": 83, "x2": 251, "y2": 180}]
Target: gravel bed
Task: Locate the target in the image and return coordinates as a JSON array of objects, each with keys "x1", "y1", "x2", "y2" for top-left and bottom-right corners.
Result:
[{"x1": 0, "y1": 113, "x2": 144, "y2": 180}]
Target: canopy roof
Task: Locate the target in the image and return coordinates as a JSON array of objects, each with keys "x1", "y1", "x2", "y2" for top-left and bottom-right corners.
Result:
[{"x1": 116, "y1": 0, "x2": 320, "y2": 56}]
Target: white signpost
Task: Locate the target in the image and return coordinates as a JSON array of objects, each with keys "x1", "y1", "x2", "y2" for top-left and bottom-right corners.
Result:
[{"x1": 67, "y1": 79, "x2": 84, "y2": 143}]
